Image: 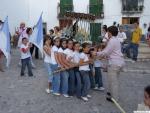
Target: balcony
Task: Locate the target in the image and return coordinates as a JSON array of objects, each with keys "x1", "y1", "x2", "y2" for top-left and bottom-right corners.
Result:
[
  {"x1": 57, "y1": 3, "x2": 74, "y2": 19},
  {"x1": 89, "y1": 4, "x2": 104, "y2": 18},
  {"x1": 121, "y1": 0, "x2": 144, "y2": 14}
]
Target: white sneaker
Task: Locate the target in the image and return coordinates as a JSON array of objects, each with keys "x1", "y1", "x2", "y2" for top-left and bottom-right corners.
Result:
[
  {"x1": 53, "y1": 93, "x2": 61, "y2": 96},
  {"x1": 131, "y1": 60, "x2": 136, "y2": 63},
  {"x1": 46, "y1": 88, "x2": 51, "y2": 94},
  {"x1": 94, "y1": 87, "x2": 98, "y2": 90},
  {"x1": 98, "y1": 87, "x2": 105, "y2": 91},
  {"x1": 63, "y1": 94, "x2": 70, "y2": 98},
  {"x1": 32, "y1": 63, "x2": 36, "y2": 69},
  {"x1": 87, "y1": 95, "x2": 92, "y2": 98},
  {"x1": 81, "y1": 97, "x2": 88, "y2": 102}
]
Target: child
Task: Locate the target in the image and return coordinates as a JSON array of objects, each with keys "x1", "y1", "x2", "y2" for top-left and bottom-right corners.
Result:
[
  {"x1": 43, "y1": 35, "x2": 52, "y2": 94},
  {"x1": 57, "y1": 38, "x2": 70, "y2": 98},
  {"x1": 20, "y1": 37, "x2": 33, "y2": 77},
  {"x1": 93, "y1": 45, "x2": 104, "y2": 91},
  {"x1": 79, "y1": 42, "x2": 93, "y2": 101},
  {"x1": 137, "y1": 85, "x2": 150, "y2": 110},
  {"x1": 72, "y1": 42, "x2": 82, "y2": 98},
  {"x1": 50, "y1": 36, "x2": 61, "y2": 96},
  {"x1": 63, "y1": 39, "x2": 76, "y2": 96}
]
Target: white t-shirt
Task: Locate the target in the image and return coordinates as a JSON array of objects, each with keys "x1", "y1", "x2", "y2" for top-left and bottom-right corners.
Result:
[
  {"x1": 51, "y1": 45, "x2": 59, "y2": 64},
  {"x1": 58, "y1": 48, "x2": 64, "y2": 53},
  {"x1": 94, "y1": 59, "x2": 102, "y2": 67},
  {"x1": 79, "y1": 52, "x2": 90, "y2": 71},
  {"x1": 117, "y1": 32, "x2": 127, "y2": 43},
  {"x1": 20, "y1": 43, "x2": 31, "y2": 59},
  {"x1": 44, "y1": 48, "x2": 51, "y2": 63},
  {"x1": 73, "y1": 51, "x2": 80, "y2": 64},
  {"x1": 102, "y1": 32, "x2": 109, "y2": 42},
  {"x1": 63, "y1": 48, "x2": 74, "y2": 62}
]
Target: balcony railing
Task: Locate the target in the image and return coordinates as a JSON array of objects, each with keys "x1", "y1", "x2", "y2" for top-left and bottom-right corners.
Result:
[
  {"x1": 89, "y1": 4, "x2": 104, "y2": 18},
  {"x1": 57, "y1": 3, "x2": 74, "y2": 19},
  {"x1": 121, "y1": 0, "x2": 144, "y2": 14},
  {"x1": 122, "y1": 5, "x2": 144, "y2": 13}
]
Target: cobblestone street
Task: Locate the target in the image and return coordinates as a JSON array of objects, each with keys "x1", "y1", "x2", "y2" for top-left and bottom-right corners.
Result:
[{"x1": 0, "y1": 49, "x2": 149, "y2": 113}]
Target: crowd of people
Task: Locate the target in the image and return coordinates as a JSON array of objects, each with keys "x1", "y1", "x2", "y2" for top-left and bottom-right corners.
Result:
[{"x1": 0, "y1": 19, "x2": 150, "y2": 110}]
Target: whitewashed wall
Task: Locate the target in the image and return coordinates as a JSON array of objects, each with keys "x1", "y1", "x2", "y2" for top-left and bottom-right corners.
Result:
[{"x1": 0, "y1": 0, "x2": 149, "y2": 34}]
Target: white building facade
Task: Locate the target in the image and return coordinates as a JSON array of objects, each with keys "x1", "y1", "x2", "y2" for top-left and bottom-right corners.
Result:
[{"x1": 0, "y1": 0, "x2": 149, "y2": 34}]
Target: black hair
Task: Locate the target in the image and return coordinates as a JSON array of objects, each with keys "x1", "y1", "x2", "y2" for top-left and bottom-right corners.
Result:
[
  {"x1": 44, "y1": 35, "x2": 52, "y2": 45},
  {"x1": 107, "y1": 26, "x2": 118, "y2": 36},
  {"x1": 82, "y1": 42, "x2": 90, "y2": 49},
  {"x1": 145, "y1": 85, "x2": 150, "y2": 97},
  {"x1": 148, "y1": 27, "x2": 150, "y2": 32},
  {"x1": 103, "y1": 25, "x2": 108, "y2": 32},
  {"x1": 22, "y1": 37, "x2": 27, "y2": 42},
  {"x1": 73, "y1": 41, "x2": 79, "y2": 46},
  {"x1": 49, "y1": 29, "x2": 54, "y2": 34},
  {"x1": 60, "y1": 38, "x2": 67, "y2": 48},
  {"x1": 135, "y1": 21, "x2": 139, "y2": 25},
  {"x1": 26, "y1": 27, "x2": 32, "y2": 35},
  {"x1": 67, "y1": 38, "x2": 73, "y2": 43}
]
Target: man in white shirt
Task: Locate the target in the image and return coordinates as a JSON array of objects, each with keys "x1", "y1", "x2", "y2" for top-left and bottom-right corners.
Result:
[{"x1": 118, "y1": 26, "x2": 127, "y2": 43}]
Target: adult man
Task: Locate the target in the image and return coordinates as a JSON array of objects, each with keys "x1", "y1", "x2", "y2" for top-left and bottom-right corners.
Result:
[
  {"x1": 126, "y1": 22, "x2": 142, "y2": 62},
  {"x1": 97, "y1": 26, "x2": 125, "y2": 102}
]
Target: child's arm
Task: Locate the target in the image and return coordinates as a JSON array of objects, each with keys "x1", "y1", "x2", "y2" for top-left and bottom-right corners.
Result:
[
  {"x1": 79, "y1": 58, "x2": 93, "y2": 66},
  {"x1": 43, "y1": 46, "x2": 51, "y2": 56},
  {"x1": 21, "y1": 46, "x2": 30, "y2": 53}
]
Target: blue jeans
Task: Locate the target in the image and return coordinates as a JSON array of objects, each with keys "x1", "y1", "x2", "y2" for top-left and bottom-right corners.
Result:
[
  {"x1": 60, "y1": 71, "x2": 69, "y2": 95},
  {"x1": 44, "y1": 63, "x2": 53, "y2": 83},
  {"x1": 74, "y1": 68, "x2": 82, "y2": 97},
  {"x1": 131, "y1": 43, "x2": 139, "y2": 61},
  {"x1": 125, "y1": 43, "x2": 139, "y2": 61},
  {"x1": 68, "y1": 69, "x2": 75, "y2": 96},
  {"x1": 21, "y1": 57, "x2": 33, "y2": 76},
  {"x1": 80, "y1": 71, "x2": 91, "y2": 97},
  {"x1": 50, "y1": 64, "x2": 60, "y2": 93},
  {"x1": 95, "y1": 67, "x2": 103, "y2": 88},
  {"x1": 89, "y1": 64, "x2": 95, "y2": 88}
]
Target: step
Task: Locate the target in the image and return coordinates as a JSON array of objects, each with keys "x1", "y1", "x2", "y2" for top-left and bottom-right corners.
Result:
[
  {"x1": 139, "y1": 47, "x2": 150, "y2": 53},
  {"x1": 138, "y1": 54, "x2": 150, "y2": 59}
]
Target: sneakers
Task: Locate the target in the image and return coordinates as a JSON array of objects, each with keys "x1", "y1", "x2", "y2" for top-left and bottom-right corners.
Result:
[
  {"x1": 53, "y1": 93, "x2": 61, "y2": 96},
  {"x1": 81, "y1": 97, "x2": 89, "y2": 102},
  {"x1": 131, "y1": 60, "x2": 136, "y2": 63},
  {"x1": 46, "y1": 88, "x2": 51, "y2": 94},
  {"x1": 94, "y1": 87, "x2": 105, "y2": 91},
  {"x1": 63, "y1": 94, "x2": 70, "y2": 98},
  {"x1": 87, "y1": 95, "x2": 92, "y2": 98}
]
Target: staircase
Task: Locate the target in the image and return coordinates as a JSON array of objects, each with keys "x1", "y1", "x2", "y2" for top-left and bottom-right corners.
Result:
[{"x1": 138, "y1": 43, "x2": 150, "y2": 60}]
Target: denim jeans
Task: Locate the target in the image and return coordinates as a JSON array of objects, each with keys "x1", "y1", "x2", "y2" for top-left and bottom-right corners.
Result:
[
  {"x1": 80, "y1": 71, "x2": 91, "y2": 97},
  {"x1": 50, "y1": 64, "x2": 60, "y2": 93},
  {"x1": 130, "y1": 43, "x2": 139, "y2": 61},
  {"x1": 44, "y1": 63, "x2": 53, "y2": 83},
  {"x1": 74, "y1": 68, "x2": 82, "y2": 97},
  {"x1": 89, "y1": 64, "x2": 95, "y2": 88},
  {"x1": 60, "y1": 71, "x2": 69, "y2": 95},
  {"x1": 21, "y1": 57, "x2": 33, "y2": 76},
  {"x1": 68, "y1": 69, "x2": 75, "y2": 96},
  {"x1": 95, "y1": 67, "x2": 103, "y2": 88},
  {"x1": 125, "y1": 43, "x2": 139, "y2": 61}
]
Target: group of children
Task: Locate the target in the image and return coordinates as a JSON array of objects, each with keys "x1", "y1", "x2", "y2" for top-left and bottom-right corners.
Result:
[{"x1": 43, "y1": 34, "x2": 105, "y2": 101}]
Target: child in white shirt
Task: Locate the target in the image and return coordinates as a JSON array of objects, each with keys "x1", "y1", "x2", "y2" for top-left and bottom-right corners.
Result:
[{"x1": 20, "y1": 37, "x2": 33, "y2": 77}]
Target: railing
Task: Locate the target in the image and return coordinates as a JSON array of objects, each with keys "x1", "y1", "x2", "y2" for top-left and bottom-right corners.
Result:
[
  {"x1": 122, "y1": 5, "x2": 144, "y2": 13},
  {"x1": 89, "y1": 4, "x2": 104, "y2": 18},
  {"x1": 121, "y1": 0, "x2": 144, "y2": 14}
]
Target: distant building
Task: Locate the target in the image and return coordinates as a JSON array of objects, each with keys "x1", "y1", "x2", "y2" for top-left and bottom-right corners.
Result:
[{"x1": 0, "y1": 0, "x2": 149, "y2": 41}]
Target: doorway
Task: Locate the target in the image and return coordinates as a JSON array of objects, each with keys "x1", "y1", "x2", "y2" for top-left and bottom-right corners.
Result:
[{"x1": 122, "y1": 17, "x2": 139, "y2": 24}]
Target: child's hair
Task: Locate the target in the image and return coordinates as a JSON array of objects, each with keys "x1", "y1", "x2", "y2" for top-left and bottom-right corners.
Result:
[
  {"x1": 103, "y1": 25, "x2": 108, "y2": 32},
  {"x1": 67, "y1": 38, "x2": 73, "y2": 43},
  {"x1": 54, "y1": 26, "x2": 60, "y2": 32},
  {"x1": 26, "y1": 27, "x2": 32, "y2": 34},
  {"x1": 107, "y1": 26, "x2": 118, "y2": 36},
  {"x1": 145, "y1": 85, "x2": 150, "y2": 97},
  {"x1": 49, "y1": 29, "x2": 54, "y2": 34},
  {"x1": 60, "y1": 38, "x2": 67, "y2": 48},
  {"x1": 73, "y1": 41, "x2": 79, "y2": 46},
  {"x1": 22, "y1": 37, "x2": 27, "y2": 42},
  {"x1": 82, "y1": 42, "x2": 90, "y2": 49},
  {"x1": 44, "y1": 35, "x2": 51, "y2": 45}
]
